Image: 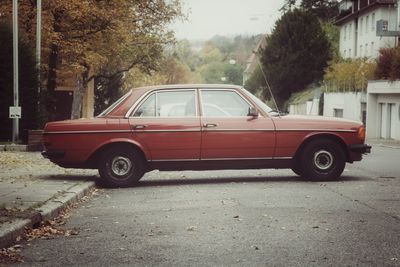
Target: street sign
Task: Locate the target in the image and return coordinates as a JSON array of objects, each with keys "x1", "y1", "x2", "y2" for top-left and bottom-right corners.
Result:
[{"x1": 9, "y1": 106, "x2": 21, "y2": 119}]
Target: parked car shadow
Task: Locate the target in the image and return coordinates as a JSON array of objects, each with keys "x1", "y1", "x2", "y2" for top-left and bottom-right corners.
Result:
[
  {"x1": 134, "y1": 174, "x2": 370, "y2": 188},
  {"x1": 38, "y1": 173, "x2": 98, "y2": 182}
]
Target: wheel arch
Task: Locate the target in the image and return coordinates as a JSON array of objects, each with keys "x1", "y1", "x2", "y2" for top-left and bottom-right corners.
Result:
[
  {"x1": 86, "y1": 139, "x2": 148, "y2": 168},
  {"x1": 294, "y1": 133, "x2": 349, "y2": 163}
]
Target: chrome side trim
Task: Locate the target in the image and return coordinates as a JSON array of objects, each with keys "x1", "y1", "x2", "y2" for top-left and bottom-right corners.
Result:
[
  {"x1": 149, "y1": 157, "x2": 292, "y2": 162},
  {"x1": 275, "y1": 129, "x2": 357, "y2": 133},
  {"x1": 135, "y1": 129, "x2": 200, "y2": 133},
  {"x1": 202, "y1": 129, "x2": 274, "y2": 132},
  {"x1": 44, "y1": 130, "x2": 132, "y2": 135},
  {"x1": 201, "y1": 157, "x2": 274, "y2": 161}
]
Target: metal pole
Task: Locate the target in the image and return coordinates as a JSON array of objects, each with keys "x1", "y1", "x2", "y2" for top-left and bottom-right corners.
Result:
[
  {"x1": 12, "y1": 0, "x2": 19, "y2": 143},
  {"x1": 36, "y1": 0, "x2": 41, "y2": 101}
]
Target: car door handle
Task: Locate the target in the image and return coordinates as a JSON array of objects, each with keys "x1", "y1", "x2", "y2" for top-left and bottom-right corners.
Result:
[
  {"x1": 133, "y1": 125, "x2": 147, "y2": 130},
  {"x1": 203, "y1": 123, "x2": 218, "y2": 128}
]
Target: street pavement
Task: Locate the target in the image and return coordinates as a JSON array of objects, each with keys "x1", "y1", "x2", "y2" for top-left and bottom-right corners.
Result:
[
  {"x1": 0, "y1": 151, "x2": 97, "y2": 249},
  {"x1": 0, "y1": 139, "x2": 397, "y2": 266}
]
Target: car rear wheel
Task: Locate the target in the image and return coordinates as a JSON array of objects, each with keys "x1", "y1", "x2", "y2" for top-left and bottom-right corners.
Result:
[
  {"x1": 299, "y1": 139, "x2": 346, "y2": 181},
  {"x1": 98, "y1": 145, "x2": 145, "y2": 187},
  {"x1": 291, "y1": 163, "x2": 303, "y2": 176}
]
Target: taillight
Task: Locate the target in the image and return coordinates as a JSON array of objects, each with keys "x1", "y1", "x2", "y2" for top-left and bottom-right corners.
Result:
[{"x1": 357, "y1": 126, "x2": 366, "y2": 142}]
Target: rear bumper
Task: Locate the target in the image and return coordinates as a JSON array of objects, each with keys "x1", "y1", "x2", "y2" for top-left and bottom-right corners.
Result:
[{"x1": 348, "y1": 144, "x2": 371, "y2": 154}]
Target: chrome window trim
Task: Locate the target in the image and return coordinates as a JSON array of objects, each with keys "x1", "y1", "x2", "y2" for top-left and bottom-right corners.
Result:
[{"x1": 127, "y1": 89, "x2": 198, "y2": 118}]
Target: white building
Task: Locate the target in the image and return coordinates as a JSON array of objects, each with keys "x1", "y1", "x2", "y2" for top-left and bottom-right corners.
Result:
[
  {"x1": 367, "y1": 80, "x2": 400, "y2": 140},
  {"x1": 323, "y1": 92, "x2": 366, "y2": 124},
  {"x1": 336, "y1": 0, "x2": 398, "y2": 59}
]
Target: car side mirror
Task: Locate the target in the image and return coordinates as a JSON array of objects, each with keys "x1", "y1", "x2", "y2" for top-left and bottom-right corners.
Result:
[{"x1": 248, "y1": 107, "x2": 259, "y2": 117}]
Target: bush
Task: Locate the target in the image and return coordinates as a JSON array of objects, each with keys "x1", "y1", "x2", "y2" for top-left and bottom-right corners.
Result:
[{"x1": 375, "y1": 47, "x2": 400, "y2": 80}]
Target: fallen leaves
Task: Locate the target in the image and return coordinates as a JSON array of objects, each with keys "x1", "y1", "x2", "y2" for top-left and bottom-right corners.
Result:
[{"x1": 0, "y1": 245, "x2": 23, "y2": 264}]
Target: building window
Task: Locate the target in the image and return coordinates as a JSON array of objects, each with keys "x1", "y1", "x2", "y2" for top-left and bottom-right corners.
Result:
[
  {"x1": 366, "y1": 15, "x2": 369, "y2": 33},
  {"x1": 344, "y1": 25, "x2": 347, "y2": 40},
  {"x1": 372, "y1": 13, "x2": 375, "y2": 30},
  {"x1": 344, "y1": 50, "x2": 347, "y2": 57},
  {"x1": 365, "y1": 43, "x2": 368, "y2": 56},
  {"x1": 334, "y1": 108, "x2": 344, "y2": 118},
  {"x1": 371, "y1": 42, "x2": 374, "y2": 57},
  {"x1": 360, "y1": 18, "x2": 363, "y2": 35},
  {"x1": 349, "y1": 48, "x2": 352, "y2": 57},
  {"x1": 349, "y1": 23, "x2": 352, "y2": 40}
]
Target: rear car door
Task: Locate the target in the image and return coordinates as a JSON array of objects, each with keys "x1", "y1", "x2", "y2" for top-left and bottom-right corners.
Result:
[{"x1": 128, "y1": 89, "x2": 201, "y2": 161}]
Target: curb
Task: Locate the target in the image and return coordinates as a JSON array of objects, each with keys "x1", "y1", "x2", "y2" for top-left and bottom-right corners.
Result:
[
  {"x1": 0, "y1": 181, "x2": 95, "y2": 249},
  {"x1": 0, "y1": 145, "x2": 28, "y2": 152}
]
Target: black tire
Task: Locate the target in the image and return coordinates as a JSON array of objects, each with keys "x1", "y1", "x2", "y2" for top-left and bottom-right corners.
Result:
[
  {"x1": 291, "y1": 162, "x2": 303, "y2": 176},
  {"x1": 299, "y1": 139, "x2": 346, "y2": 181},
  {"x1": 98, "y1": 145, "x2": 145, "y2": 188}
]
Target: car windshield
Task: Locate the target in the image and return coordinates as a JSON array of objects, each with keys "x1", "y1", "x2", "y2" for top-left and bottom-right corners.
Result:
[
  {"x1": 241, "y1": 88, "x2": 273, "y2": 114},
  {"x1": 97, "y1": 91, "x2": 131, "y2": 117}
]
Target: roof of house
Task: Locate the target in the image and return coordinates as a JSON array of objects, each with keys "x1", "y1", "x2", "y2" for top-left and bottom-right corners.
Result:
[{"x1": 335, "y1": 0, "x2": 396, "y2": 26}]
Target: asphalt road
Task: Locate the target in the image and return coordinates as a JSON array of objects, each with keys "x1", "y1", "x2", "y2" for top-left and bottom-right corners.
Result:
[{"x1": 15, "y1": 145, "x2": 400, "y2": 266}]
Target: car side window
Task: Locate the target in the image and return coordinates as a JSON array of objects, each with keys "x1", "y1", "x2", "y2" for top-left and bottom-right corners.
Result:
[
  {"x1": 133, "y1": 90, "x2": 196, "y2": 117},
  {"x1": 201, "y1": 90, "x2": 251, "y2": 117},
  {"x1": 133, "y1": 93, "x2": 156, "y2": 117}
]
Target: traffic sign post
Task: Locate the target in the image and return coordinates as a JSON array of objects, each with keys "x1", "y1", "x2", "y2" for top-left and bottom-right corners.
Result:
[
  {"x1": 12, "y1": 0, "x2": 19, "y2": 143},
  {"x1": 9, "y1": 106, "x2": 21, "y2": 119}
]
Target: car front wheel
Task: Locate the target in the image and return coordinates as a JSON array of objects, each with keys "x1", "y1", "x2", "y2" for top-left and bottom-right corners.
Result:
[
  {"x1": 300, "y1": 139, "x2": 346, "y2": 181},
  {"x1": 98, "y1": 145, "x2": 145, "y2": 187}
]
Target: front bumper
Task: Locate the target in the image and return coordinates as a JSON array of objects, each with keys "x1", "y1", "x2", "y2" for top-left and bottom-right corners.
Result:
[{"x1": 348, "y1": 144, "x2": 371, "y2": 154}]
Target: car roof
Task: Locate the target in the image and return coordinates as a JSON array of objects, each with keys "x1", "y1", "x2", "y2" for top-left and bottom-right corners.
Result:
[{"x1": 130, "y1": 84, "x2": 243, "y2": 93}]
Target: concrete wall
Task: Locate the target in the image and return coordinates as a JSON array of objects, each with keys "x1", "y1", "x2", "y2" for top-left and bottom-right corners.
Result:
[
  {"x1": 339, "y1": 6, "x2": 397, "y2": 59},
  {"x1": 289, "y1": 99, "x2": 319, "y2": 115},
  {"x1": 367, "y1": 80, "x2": 400, "y2": 140},
  {"x1": 323, "y1": 92, "x2": 366, "y2": 123}
]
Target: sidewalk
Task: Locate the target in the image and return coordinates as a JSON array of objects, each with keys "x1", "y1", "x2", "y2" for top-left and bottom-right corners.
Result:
[
  {"x1": 366, "y1": 138, "x2": 400, "y2": 149},
  {"x1": 0, "y1": 151, "x2": 97, "y2": 249}
]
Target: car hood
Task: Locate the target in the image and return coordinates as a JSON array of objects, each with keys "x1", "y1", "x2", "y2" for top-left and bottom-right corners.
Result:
[{"x1": 271, "y1": 114, "x2": 362, "y2": 131}]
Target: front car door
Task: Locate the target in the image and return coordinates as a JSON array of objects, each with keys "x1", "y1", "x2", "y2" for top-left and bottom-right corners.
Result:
[
  {"x1": 128, "y1": 89, "x2": 201, "y2": 161},
  {"x1": 200, "y1": 89, "x2": 275, "y2": 160}
]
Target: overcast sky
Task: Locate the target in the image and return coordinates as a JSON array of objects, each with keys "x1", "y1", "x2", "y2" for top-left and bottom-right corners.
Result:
[{"x1": 171, "y1": 0, "x2": 286, "y2": 40}]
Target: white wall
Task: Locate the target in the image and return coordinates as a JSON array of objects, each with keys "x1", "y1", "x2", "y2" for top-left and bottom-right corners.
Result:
[
  {"x1": 339, "y1": 6, "x2": 397, "y2": 59},
  {"x1": 323, "y1": 92, "x2": 366, "y2": 122},
  {"x1": 289, "y1": 99, "x2": 319, "y2": 115},
  {"x1": 367, "y1": 80, "x2": 400, "y2": 140}
]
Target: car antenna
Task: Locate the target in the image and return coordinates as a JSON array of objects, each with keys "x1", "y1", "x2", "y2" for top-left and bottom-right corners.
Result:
[{"x1": 255, "y1": 51, "x2": 281, "y2": 118}]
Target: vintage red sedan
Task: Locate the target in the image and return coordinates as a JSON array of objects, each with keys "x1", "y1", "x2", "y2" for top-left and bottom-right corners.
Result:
[{"x1": 42, "y1": 84, "x2": 371, "y2": 187}]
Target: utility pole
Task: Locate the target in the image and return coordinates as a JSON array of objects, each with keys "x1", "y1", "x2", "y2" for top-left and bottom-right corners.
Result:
[{"x1": 12, "y1": 0, "x2": 19, "y2": 143}]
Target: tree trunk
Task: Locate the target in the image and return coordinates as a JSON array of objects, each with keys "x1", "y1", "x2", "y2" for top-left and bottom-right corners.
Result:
[
  {"x1": 70, "y1": 68, "x2": 89, "y2": 119},
  {"x1": 46, "y1": 12, "x2": 62, "y2": 121}
]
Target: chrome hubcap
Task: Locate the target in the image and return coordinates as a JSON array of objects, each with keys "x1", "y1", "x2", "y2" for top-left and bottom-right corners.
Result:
[
  {"x1": 111, "y1": 156, "x2": 133, "y2": 177},
  {"x1": 313, "y1": 150, "x2": 334, "y2": 170}
]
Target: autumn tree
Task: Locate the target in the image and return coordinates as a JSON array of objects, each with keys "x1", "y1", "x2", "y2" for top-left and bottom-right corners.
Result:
[
  {"x1": 0, "y1": 0, "x2": 182, "y2": 120},
  {"x1": 324, "y1": 58, "x2": 376, "y2": 91},
  {"x1": 0, "y1": 22, "x2": 40, "y2": 141},
  {"x1": 281, "y1": 0, "x2": 339, "y2": 21},
  {"x1": 260, "y1": 9, "x2": 330, "y2": 107}
]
